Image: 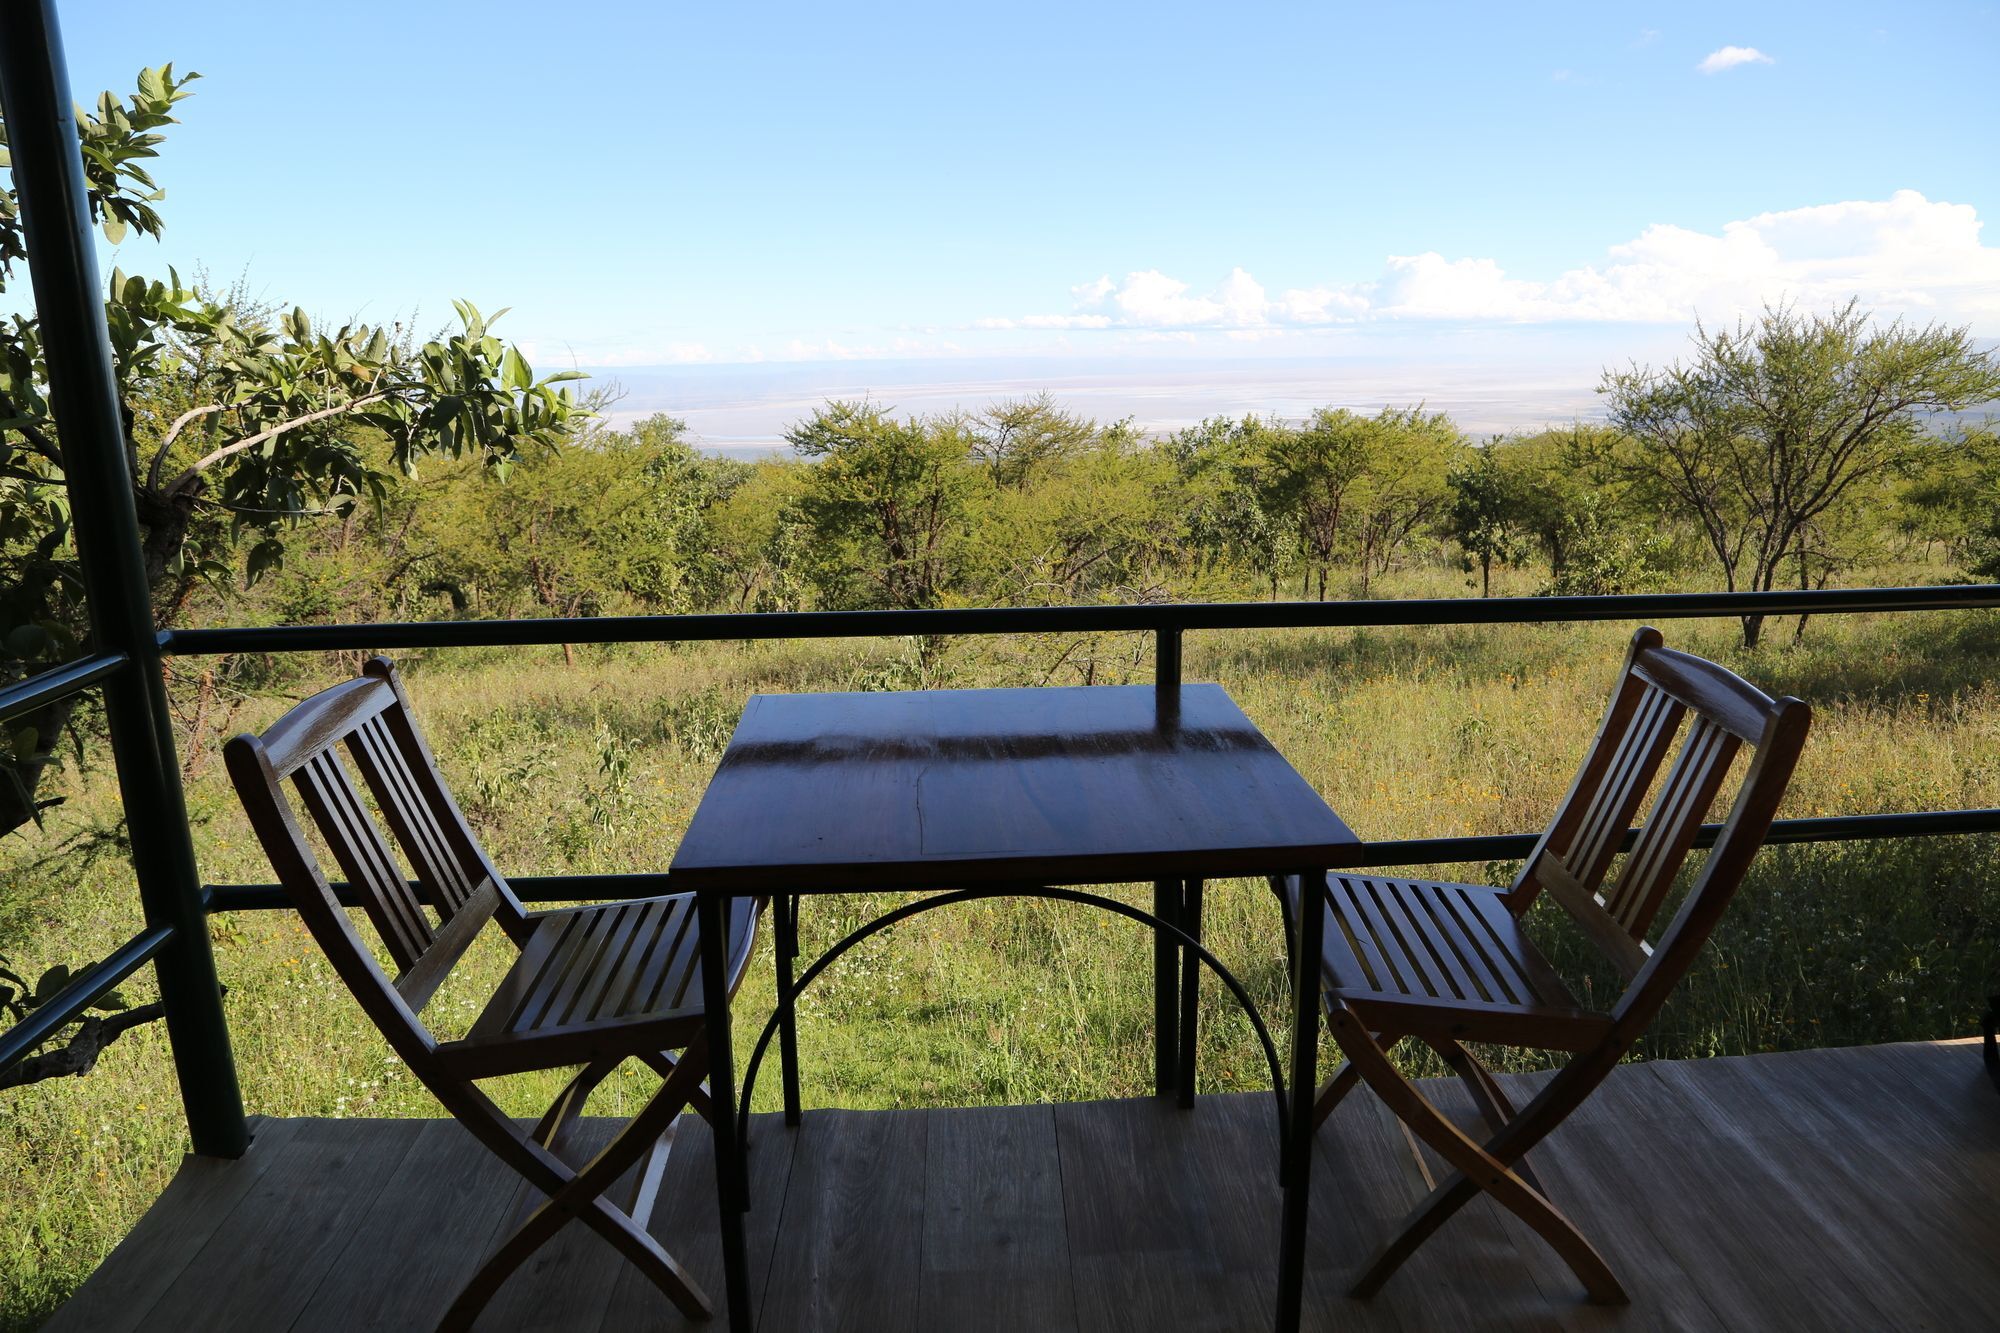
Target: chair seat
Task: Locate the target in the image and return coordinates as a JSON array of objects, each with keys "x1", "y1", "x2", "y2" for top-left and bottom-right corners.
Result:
[
  {"x1": 1291, "y1": 874, "x2": 1611, "y2": 1050},
  {"x1": 443, "y1": 893, "x2": 760, "y2": 1076}
]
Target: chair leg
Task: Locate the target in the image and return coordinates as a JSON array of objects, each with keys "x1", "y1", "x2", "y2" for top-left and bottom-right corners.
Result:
[
  {"x1": 441, "y1": 1042, "x2": 717, "y2": 1329},
  {"x1": 641, "y1": 1048, "x2": 714, "y2": 1123},
  {"x1": 530, "y1": 1057, "x2": 618, "y2": 1149},
  {"x1": 1312, "y1": 1024, "x2": 1402, "y2": 1129},
  {"x1": 1330, "y1": 1009, "x2": 1626, "y2": 1305},
  {"x1": 1424, "y1": 1037, "x2": 1544, "y2": 1196}
]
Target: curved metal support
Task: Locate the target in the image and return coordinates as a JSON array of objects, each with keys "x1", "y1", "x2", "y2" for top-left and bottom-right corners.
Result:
[{"x1": 736, "y1": 886, "x2": 1290, "y2": 1158}]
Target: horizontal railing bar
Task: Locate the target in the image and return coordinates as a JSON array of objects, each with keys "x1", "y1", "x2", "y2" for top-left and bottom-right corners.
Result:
[
  {"x1": 202, "y1": 872, "x2": 672, "y2": 913},
  {"x1": 0, "y1": 651, "x2": 128, "y2": 724},
  {"x1": 160, "y1": 584, "x2": 2000, "y2": 656},
  {"x1": 201, "y1": 807, "x2": 2000, "y2": 911},
  {"x1": 0, "y1": 922, "x2": 175, "y2": 1074},
  {"x1": 1349, "y1": 806, "x2": 2000, "y2": 867}
]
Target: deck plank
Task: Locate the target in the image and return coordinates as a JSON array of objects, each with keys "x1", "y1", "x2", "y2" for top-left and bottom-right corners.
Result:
[
  {"x1": 288, "y1": 1117, "x2": 520, "y2": 1332},
  {"x1": 754, "y1": 1107, "x2": 928, "y2": 1332},
  {"x1": 37, "y1": 1116, "x2": 300, "y2": 1333},
  {"x1": 917, "y1": 1104, "x2": 1076, "y2": 1332},
  {"x1": 40, "y1": 1040, "x2": 1999, "y2": 1332},
  {"x1": 141, "y1": 1116, "x2": 428, "y2": 1333},
  {"x1": 1056, "y1": 1095, "x2": 1279, "y2": 1331}
]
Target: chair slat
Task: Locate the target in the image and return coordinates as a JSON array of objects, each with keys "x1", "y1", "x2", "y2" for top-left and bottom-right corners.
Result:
[
  {"x1": 468, "y1": 911, "x2": 585, "y2": 1041},
  {"x1": 1605, "y1": 718, "x2": 1742, "y2": 937},
  {"x1": 1434, "y1": 886, "x2": 1524, "y2": 1005},
  {"x1": 647, "y1": 897, "x2": 711, "y2": 1012},
  {"x1": 613, "y1": 896, "x2": 697, "y2": 1019},
  {"x1": 1339, "y1": 877, "x2": 1422, "y2": 997},
  {"x1": 519, "y1": 910, "x2": 616, "y2": 1033},
  {"x1": 1405, "y1": 887, "x2": 1495, "y2": 1004},
  {"x1": 1324, "y1": 879, "x2": 1399, "y2": 993},
  {"x1": 1565, "y1": 685, "x2": 1685, "y2": 888},
  {"x1": 537, "y1": 903, "x2": 641, "y2": 1030},
  {"x1": 1361, "y1": 877, "x2": 1458, "y2": 1000},
  {"x1": 349, "y1": 716, "x2": 478, "y2": 913},
  {"x1": 581, "y1": 898, "x2": 672, "y2": 1024},
  {"x1": 293, "y1": 751, "x2": 435, "y2": 969}
]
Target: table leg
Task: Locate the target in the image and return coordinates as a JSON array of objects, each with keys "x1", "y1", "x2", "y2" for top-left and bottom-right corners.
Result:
[
  {"x1": 1177, "y1": 878, "x2": 1204, "y2": 1109},
  {"x1": 776, "y1": 893, "x2": 802, "y2": 1126},
  {"x1": 1153, "y1": 878, "x2": 1181, "y2": 1096},
  {"x1": 697, "y1": 890, "x2": 753, "y2": 1332},
  {"x1": 1277, "y1": 867, "x2": 1323, "y2": 1333}
]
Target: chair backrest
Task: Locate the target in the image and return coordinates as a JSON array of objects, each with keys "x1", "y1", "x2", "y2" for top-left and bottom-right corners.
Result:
[
  {"x1": 1508, "y1": 627, "x2": 1811, "y2": 1027},
  {"x1": 223, "y1": 658, "x2": 530, "y2": 1046}
]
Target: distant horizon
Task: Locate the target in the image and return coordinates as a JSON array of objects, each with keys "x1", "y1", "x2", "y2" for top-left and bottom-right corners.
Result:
[
  {"x1": 583, "y1": 333, "x2": 2000, "y2": 454},
  {"x1": 586, "y1": 346, "x2": 1639, "y2": 453}
]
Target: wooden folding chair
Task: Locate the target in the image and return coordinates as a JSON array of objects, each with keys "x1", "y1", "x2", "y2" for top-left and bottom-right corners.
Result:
[
  {"x1": 1278, "y1": 626, "x2": 1811, "y2": 1304},
  {"x1": 224, "y1": 657, "x2": 764, "y2": 1328}
]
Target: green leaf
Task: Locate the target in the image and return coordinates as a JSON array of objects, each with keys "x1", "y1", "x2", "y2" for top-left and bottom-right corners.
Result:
[
  {"x1": 32, "y1": 964, "x2": 72, "y2": 1006},
  {"x1": 103, "y1": 211, "x2": 128, "y2": 244},
  {"x1": 499, "y1": 347, "x2": 531, "y2": 391}
]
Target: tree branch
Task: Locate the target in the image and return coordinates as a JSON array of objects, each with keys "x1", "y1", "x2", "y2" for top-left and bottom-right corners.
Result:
[
  {"x1": 163, "y1": 392, "x2": 390, "y2": 496},
  {"x1": 146, "y1": 403, "x2": 229, "y2": 491},
  {"x1": 0, "y1": 1000, "x2": 165, "y2": 1090}
]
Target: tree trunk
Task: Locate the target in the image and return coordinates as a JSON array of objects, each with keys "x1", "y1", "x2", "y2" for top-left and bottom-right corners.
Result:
[
  {"x1": 1481, "y1": 556, "x2": 1492, "y2": 598},
  {"x1": 1793, "y1": 536, "x2": 1812, "y2": 646}
]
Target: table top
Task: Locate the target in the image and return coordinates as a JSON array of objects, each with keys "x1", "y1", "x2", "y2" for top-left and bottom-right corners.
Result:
[{"x1": 669, "y1": 683, "x2": 1360, "y2": 893}]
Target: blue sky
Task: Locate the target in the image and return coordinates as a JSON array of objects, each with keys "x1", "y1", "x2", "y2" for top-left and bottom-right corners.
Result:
[{"x1": 58, "y1": 2, "x2": 2000, "y2": 438}]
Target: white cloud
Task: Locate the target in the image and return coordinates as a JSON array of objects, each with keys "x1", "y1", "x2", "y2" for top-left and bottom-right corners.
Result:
[
  {"x1": 1698, "y1": 45, "x2": 1774, "y2": 74},
  {"x1": 1070, "y1": 275, "x2": 1116, "y2": 304},
  {"x1": 984, "y1": 191, "x2": 2000, "y2": 334}
]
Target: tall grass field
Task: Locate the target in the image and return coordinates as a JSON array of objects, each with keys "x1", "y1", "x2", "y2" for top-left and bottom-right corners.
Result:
[{"x1": 4, "y1": 580, "x2": 1998, "y2": 1326}]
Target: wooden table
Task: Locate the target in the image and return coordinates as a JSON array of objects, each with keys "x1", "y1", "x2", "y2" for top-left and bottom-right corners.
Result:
[{"x1": 672, "y1": 683, "x2": 1361, "y2": 1332}]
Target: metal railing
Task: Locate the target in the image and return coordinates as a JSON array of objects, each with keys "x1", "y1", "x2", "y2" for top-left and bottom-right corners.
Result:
[{"x1": 174, "y1": 583, "x2": 2000, "y2": 911}]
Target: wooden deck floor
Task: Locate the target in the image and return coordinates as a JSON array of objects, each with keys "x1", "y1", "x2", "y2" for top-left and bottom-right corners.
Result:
[{"x1": 44, "y1": 1039, "x2": 2000, "y2": 1331}]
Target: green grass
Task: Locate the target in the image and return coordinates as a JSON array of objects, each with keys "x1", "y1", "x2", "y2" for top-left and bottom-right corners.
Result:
[{"x1": 4, "y1": 581, "x2": 1999, "y2": 1327}]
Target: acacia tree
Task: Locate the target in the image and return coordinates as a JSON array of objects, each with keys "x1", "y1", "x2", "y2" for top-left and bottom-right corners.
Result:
[
  {"x1": 969, "y1": 393, "x2": 1101, "y2": 489},
  {"x1": 787, "y1": 400, "x2": 986, "y2": 612},
  {"x1": 1447, "y1": 443, "x2": 1523, "y2": 596},
  {"x1": 1260, "y1": 408, "x2": 1373, "y2": 600},
  {"x1": 1165, "y1": 415, "x2": 1295, "y2": 597},
  {"x1": 1602, "y1": 302, "x2": 2000, "y2": 647},
  {"x1": 1348, "y1": 407, "x2": 1463, "y2": 593},
  {"x1": 0, "y1": 66, "x2": 586, "y2": 831}
]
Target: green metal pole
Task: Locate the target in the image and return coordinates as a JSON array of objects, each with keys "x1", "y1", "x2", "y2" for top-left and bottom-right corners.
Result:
[{"x1": 0, "y1": 0, "x2": 248, "y2": 1156}]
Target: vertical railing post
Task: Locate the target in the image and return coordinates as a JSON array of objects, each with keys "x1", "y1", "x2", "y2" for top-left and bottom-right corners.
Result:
[
  {"x1": 1152, "y1": 622, "x2": 1184, "y2": 1092},
  {"x1": 1154, "y1": 623, "x2": 1183, "y2": 721},
  {"x1": 0, "y1": 0, "x2": 248, "y2": 1156}
]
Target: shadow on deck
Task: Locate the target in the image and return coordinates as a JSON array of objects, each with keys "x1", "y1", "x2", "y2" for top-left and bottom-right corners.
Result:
[{"x1": 43, "y1": 1039, "x2": 1999, "y2": 1331}]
